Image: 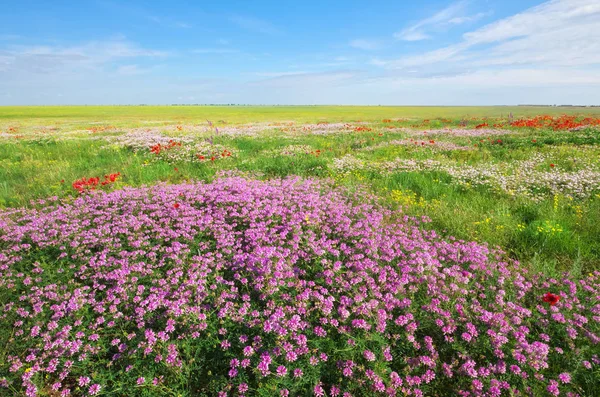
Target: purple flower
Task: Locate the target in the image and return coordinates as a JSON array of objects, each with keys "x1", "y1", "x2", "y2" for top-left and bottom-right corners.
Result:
[
  {"x1": 558, "y1": 372, "x2": 571, "y2": 384},
  {"x1": 363, "y1": 350, "x2": 376, "y2": 362},
  {"x1": 276, "y1": 365, "x2": 287, "y2": 377},
  {"x1": 78, "y1": 377, "x2": 91, "y2": 387},
  {"x1": 88, "y1": 384, "x2": 101, "y2": 395},
  {"x1": 547, "y1": 380, "x2": 560, "y2": 396}
]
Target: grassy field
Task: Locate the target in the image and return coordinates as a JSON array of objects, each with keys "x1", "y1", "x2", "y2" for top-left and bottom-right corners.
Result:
[
  {"x1": 1, "y1": 106, "x2": 600, "y2": 396},
  {"x1": 1, "y1": 106, "x2": 599, "y2": 272},
  {"x1": 2, "y1": 105, "x2": 600, "y2": 124}
]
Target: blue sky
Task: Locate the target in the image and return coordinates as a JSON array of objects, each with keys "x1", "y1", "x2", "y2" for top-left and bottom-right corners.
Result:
[{"x1": 1, "y1": 0, "x2": 599, "y2": 105}]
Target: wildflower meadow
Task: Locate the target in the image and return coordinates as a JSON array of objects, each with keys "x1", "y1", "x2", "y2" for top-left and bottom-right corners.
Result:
[{"x1": 0, "y1": 106, "x2": 599, "y2": 396}]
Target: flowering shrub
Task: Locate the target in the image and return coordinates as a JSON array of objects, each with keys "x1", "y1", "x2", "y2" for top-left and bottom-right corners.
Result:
[{"x1": 0, "y1": 177, "x2": 598, "y2": 396}]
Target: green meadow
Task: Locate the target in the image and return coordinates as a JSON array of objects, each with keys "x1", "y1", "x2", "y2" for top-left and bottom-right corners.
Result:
[
  {"x1": 1, "y1": 105, "x2": 600, "y2": 274},
  {"x1": 2, "y1": 105, "x2": 600, "y2": 124}
]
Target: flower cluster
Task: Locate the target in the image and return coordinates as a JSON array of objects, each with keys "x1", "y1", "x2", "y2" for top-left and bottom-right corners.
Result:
[
  {"x1": 407, "y1": 128, "x2": 513, "y2": 138},
  {"x1": 444, "y1": 154, "x2": 600, "y2": 201},
  {"x1": 263, "y1": 145, "x2": 325, "y2": 157},
  {"x1": 149, "y1": 141, "x2": 236, "y2": 164},
  {"x1": 510, "y1": 115, "x2": 600, "y2": 130},
  {"x1": 107, "y1": 131, "x2": 193, "y2": 152},
  {"x1": 0, "y1": 177, "x2": 598, "y2": 396},
  {"x1": 150, "y1": 140, "x2": 182, "y2": 154},
  {"x1": 332, "y1": 155, "x2": 444, "y2": 175},
  {"x1": 362, "y1": 139, "x2": 472, "y2": 152},
  {"x1": 332, "y1": 153, "x2": 600, "y2": 200},
  {"x1": 71, "y1": 173, "x2": 120, "y2": 193}
]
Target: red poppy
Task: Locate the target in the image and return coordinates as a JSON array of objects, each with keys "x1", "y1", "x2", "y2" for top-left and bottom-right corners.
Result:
[
  {"x1": 173, "y1": 203, "x2": 180, "y2": 209},
  {"x1": 550, "y1": 164, "x2": 555, "y2": 168},
  {"x1": 542, "y1": 292, "x2": 560, "y2": 306}
]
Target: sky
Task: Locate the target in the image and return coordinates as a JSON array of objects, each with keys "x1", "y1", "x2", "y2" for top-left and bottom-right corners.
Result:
[{"x1": 0, "y1": 0, "x2": 599, "y2": 105}]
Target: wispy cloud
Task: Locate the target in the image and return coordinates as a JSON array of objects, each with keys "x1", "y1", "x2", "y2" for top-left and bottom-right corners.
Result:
[
  {"x1": 380, "y1": 0, "x2": 600, "y2": 70},
  {"x1": 0, "y1": 38, "x2": 168, "y2": 75},
  {"x1": 394, "y1": 1, "x2": 489, "y2": 41},
  {"x1": 349, "y1": 39, "x2": 382, "y2": 51},
  {"x1": 229, "y1": 15, "x2": 281, "y2": 35},
  {"x1": 447, "y1": 11, "x2": 492, "y2": 25}
]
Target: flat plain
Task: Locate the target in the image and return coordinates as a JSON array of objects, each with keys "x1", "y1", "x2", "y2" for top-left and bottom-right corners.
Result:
[{"x1": 1, "y1": 106, "x2": 599, "y2": 396}]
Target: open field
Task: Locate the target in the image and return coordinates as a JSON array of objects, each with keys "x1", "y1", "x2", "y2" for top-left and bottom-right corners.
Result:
[
  {"x1": 1, "y1": 106, "x2": 599, "y2": 396},
  {"x1": 2, "y1": 105, "x2": 600, "y2": 124}
]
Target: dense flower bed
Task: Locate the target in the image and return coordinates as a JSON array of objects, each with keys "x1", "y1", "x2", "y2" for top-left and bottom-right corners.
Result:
[{"x1": 0, "y1": 177, "x2": 598, "y2": 396}]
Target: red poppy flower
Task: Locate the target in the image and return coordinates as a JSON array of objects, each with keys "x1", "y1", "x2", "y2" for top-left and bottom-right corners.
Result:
[
  {"x1": 173, "y1": 203, "x2": 180, "y2": 209},
  {"x1": 550, "y1": 164, "x2": 555, "y2": 168},
  {"x1": 542, "y1": 292, "x2": 560, "y2": 306}
]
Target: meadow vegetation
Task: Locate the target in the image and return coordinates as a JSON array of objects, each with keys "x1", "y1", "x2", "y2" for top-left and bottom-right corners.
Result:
[{"x1": 0, "y1": 106, "x2": 599, "y2": 396}]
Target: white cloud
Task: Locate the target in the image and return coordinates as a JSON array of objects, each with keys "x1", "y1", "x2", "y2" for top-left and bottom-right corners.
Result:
[
  {"x1": 2, "y1": 0, "x2": 600, "y2": 105},
  {"x1": 377, "y1": 0, "x2": 600, "y2": 71},
  {"x1": 394, "y1": 0, "x2": 486, "y2": 41},
  {"x1": 397, "y1": 31, "x2": 430, "y2": 42},
  {"x1": 448, "y1": 11, "x2": 493, "y2": 25},
  {"x1": 0, "y1": 38, "x2": 167, "y2": 76},
  {"x1": 349, "y1": 39, "x2": 382, "y2": 51}
]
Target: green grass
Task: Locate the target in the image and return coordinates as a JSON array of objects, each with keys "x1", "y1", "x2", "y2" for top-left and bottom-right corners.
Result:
[
  {"x1": 1, "y1": 106, "x2": 600, "y2": 274},
  {"x1": 2, "y1": 105, "x2": 600, "y2": 124}
]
